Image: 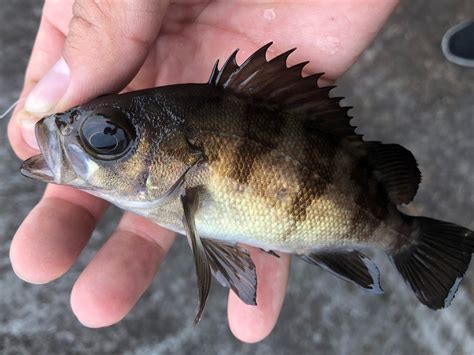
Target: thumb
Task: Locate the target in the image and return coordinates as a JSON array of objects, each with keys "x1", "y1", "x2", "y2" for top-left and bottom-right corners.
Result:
[{"x1": 24, "y1": 0, "x2": 169, "y2": 114}]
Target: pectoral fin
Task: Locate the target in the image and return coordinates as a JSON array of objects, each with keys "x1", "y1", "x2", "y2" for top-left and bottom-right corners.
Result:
[
  {"x1": 300, "y1": 250, "x2": 383, "y2": 294},
  {"x1": 181, "y1": 188, "x2": 211, "y2": 324},
  {"x1": 181, "y1": 187, "x2": 257, "y2": 324}
]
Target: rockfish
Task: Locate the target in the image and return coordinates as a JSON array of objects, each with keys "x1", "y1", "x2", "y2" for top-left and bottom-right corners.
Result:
[{"x1": 21, "y1": 43, "x2": 474, "y2": 323}]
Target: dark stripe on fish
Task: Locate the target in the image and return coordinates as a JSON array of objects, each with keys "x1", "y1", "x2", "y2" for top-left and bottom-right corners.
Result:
[
  {"x1": 228, "y1": 104, "x2": 286, "y2": 185},
  {"x1": 287, "y1": 127, "x2": 339, "y2": 226},
  {"x1": 348, "y1": 157, "x2": 389, "y2": 241},
  {"x1": 303, "y1": 133, "x2": 338, "y2": 182},
  {"x1": 288, "y1": 166, "x2": 328, "y2": 225}
]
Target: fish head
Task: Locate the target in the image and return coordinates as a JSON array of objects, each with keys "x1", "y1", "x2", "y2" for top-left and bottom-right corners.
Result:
[{"x1": 20, "y1": 95, "x2": 160, "y2": 203}]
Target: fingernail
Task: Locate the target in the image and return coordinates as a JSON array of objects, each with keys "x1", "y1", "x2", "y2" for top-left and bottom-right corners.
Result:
[
  {"x1": 19, "y1": 113, "x2": 39, "y2": 150},
  {"x1": 24, "y1": 57, "x2": 70, "y2": 113}
]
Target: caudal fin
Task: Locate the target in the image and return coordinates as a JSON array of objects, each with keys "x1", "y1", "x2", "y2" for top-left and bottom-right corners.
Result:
[{"x1": 390, "y1": 215, "x2": 473, "y2": 309}]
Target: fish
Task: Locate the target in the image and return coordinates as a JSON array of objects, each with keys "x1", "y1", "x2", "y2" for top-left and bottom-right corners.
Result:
[{"x1": 21, "y1": 43, "x2": 473, "y2": 323}]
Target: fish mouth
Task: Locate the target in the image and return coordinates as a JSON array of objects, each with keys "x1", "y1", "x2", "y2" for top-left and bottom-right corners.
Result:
[
  {"x1": 20, "y1": 116, "x2": 77, "y2": 184},
  {"x1": 21, "y1": 154, "x2": 54, "y2": 183}
]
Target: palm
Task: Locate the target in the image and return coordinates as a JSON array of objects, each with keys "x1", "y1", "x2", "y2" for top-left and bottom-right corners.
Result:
[
  {"x1": 122, "y1": 1, "x2": 381, "y2": 89},
  {"x1": 9, "y1": 0, "x2": 397, "y2": 343}
]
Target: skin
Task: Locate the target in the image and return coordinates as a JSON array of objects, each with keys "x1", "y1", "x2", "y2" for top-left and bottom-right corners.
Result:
[{"x1": 7, "y1": 0, "x2": 398, "y2": 343}]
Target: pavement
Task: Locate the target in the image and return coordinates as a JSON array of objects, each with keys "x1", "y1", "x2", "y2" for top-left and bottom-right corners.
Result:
[{"x1": 1, "y1": 1, "x2": 473, "y2": 354}]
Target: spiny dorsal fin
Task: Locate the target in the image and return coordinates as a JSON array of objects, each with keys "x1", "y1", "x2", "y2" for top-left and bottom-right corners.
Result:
[{"x1": 208, "y1": 42, "x2": 362, "y2": 145}]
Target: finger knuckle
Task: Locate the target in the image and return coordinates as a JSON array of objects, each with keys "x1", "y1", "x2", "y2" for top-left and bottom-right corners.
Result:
[
  {"x1": 69, "y1": 0, "x2": 115, "y2": 39},
  {"x1": 67, "y1": 1, "x2": 154, "y2": 53}
]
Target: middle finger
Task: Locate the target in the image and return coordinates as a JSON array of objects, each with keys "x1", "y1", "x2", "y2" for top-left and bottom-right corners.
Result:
[{"x1": 70, "y1": 212, "x2": 175, "y2": 328}]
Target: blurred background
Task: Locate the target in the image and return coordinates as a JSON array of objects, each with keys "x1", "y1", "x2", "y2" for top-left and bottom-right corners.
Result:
[{"x1": 1, "y1": 1, "x2": 473, "y2": 354}]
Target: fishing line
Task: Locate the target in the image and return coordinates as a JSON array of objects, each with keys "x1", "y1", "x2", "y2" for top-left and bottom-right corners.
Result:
[{"x1": 0, "y1": 98, "x2": 25, "y2": 119}]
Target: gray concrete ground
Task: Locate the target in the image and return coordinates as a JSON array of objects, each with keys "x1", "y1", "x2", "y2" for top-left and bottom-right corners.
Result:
[{"x1": 1, "y1": 1, "x2": 473, "y2": 354}]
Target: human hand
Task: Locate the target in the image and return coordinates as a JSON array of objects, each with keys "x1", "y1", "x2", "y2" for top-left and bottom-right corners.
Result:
[{"x1": 8, "y1": 0, "x2": 398, "y2": 343}]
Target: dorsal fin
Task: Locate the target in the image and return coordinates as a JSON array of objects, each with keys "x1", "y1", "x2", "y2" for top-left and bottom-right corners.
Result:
[
  {"x1": 367, "y1": 142, "x2": 421, "y2": 204},
  {"x1": 208, "y1": 42, "x2": 363, "y2": 145}
]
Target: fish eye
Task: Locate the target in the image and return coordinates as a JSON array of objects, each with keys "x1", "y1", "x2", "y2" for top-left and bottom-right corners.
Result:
[{"x1": 79, "y1": 111, "x2": 135, "y2": 160}]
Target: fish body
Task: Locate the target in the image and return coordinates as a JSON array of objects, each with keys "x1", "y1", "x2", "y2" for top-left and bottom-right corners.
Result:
[
  {"x1": 113, "y1": 84, "x2": 402, "y2": 254},
  {"x1": 22, "y1": 44, "x2": 473, "y2": 322}
]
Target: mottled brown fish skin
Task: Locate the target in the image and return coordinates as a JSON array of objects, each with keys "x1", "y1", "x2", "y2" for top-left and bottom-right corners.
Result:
[
  {"x1": 286, "y1": 131, "x2": 338, "y2": 226},
  {"x1": 133, "y1": 84, "x2": 403, "y2": 253},
  {"x1": 228, "y1": 105, "x2": 286, "y2": 186}
]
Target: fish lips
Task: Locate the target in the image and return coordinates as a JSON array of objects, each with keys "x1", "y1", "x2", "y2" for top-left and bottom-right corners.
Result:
[
  {"x1": 21, "y1": 153, "x2": 54, "y2": 183},
  {"x1": 20, "y1": 116, "x2": 76, "y2": 184}
]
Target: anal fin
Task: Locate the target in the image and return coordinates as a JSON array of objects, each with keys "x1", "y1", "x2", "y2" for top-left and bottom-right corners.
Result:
[{"x1": 300, "y1": 250, "x2": 383, "y2": 294}]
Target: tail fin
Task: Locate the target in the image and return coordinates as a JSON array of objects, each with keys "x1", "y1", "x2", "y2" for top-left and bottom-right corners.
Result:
[{"x1": 390, "y1": 215, "x2": 473, "y2": 309}]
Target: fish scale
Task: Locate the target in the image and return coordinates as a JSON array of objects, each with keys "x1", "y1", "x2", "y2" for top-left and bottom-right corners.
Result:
[{"x1": 186, "y1": 123, "x2": 391, "y2": 252}]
